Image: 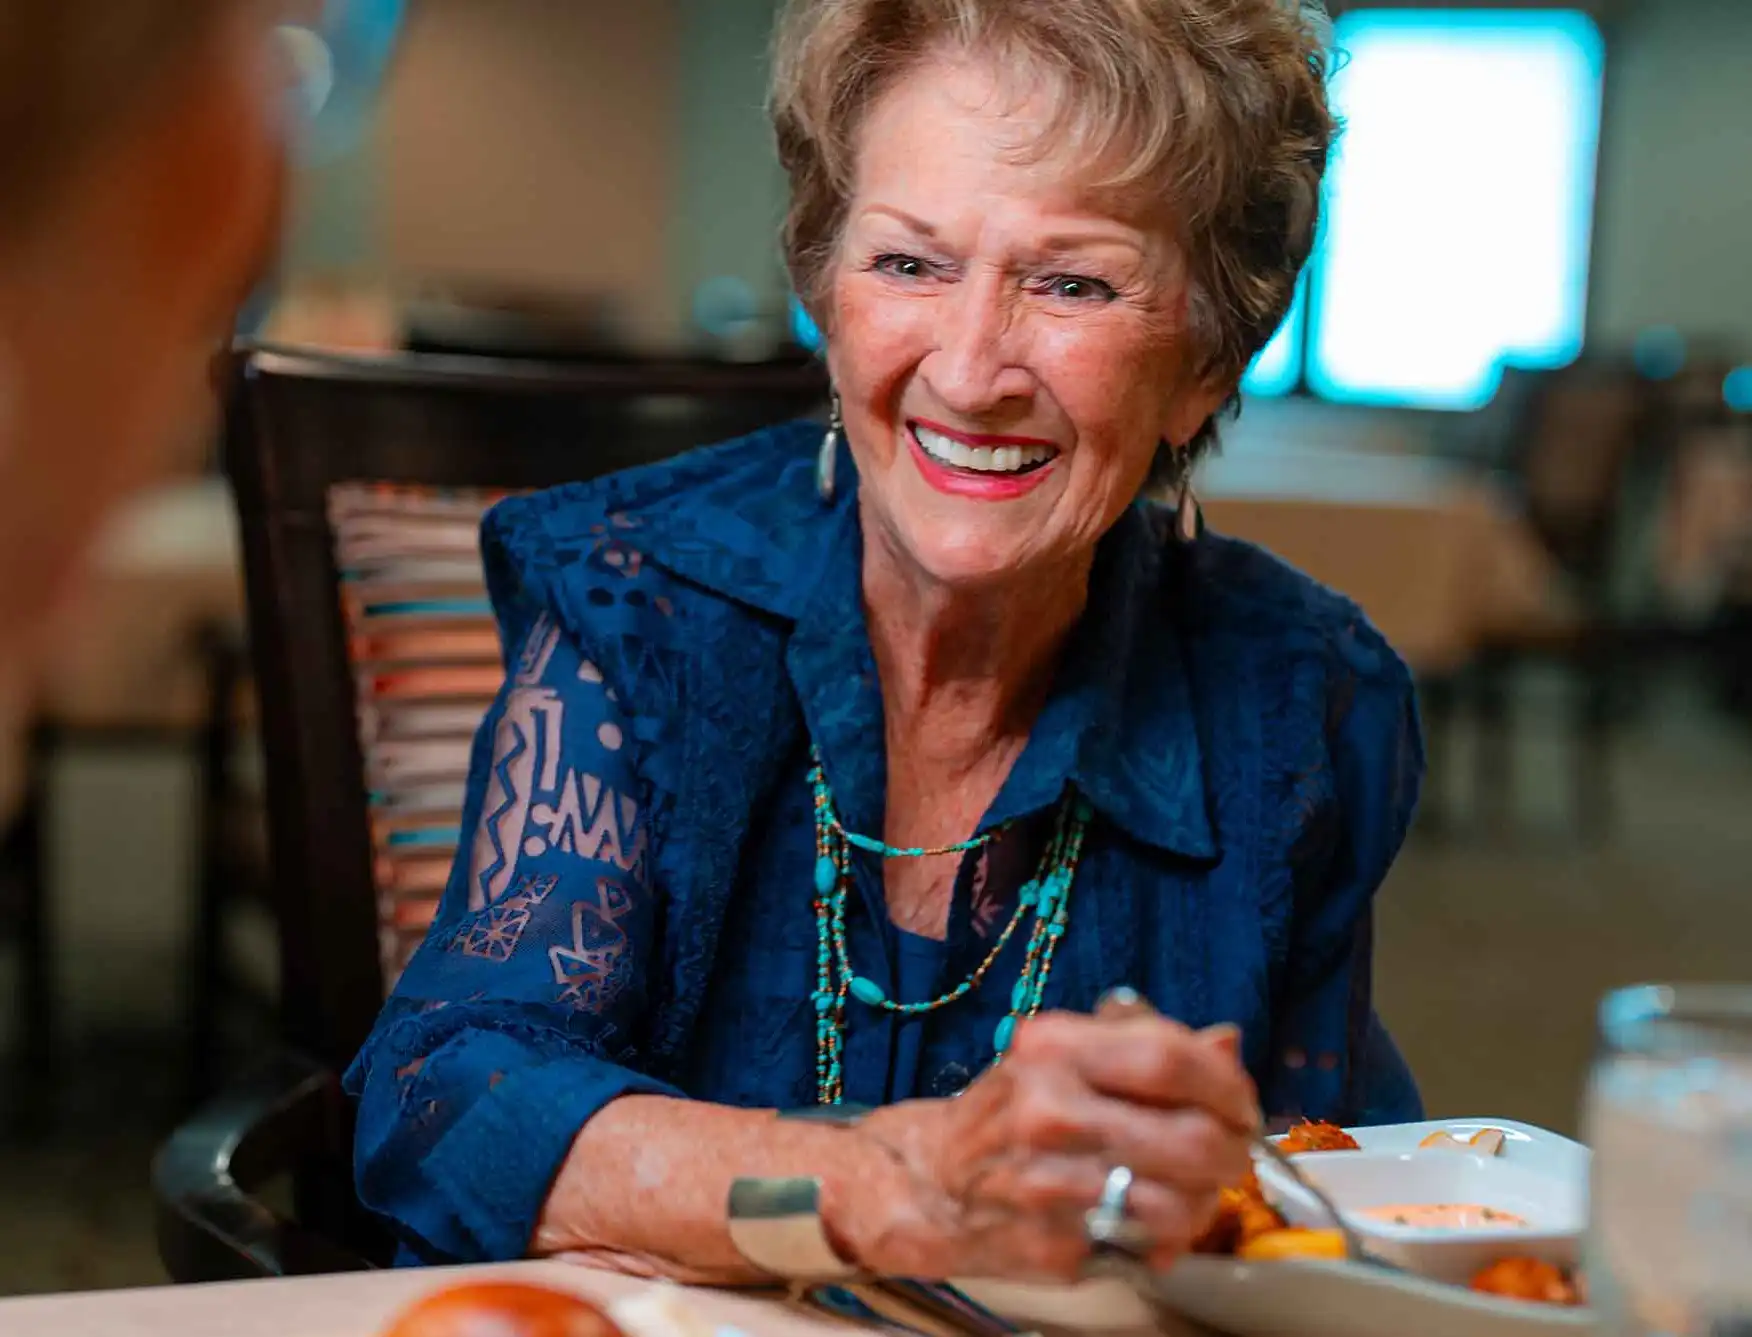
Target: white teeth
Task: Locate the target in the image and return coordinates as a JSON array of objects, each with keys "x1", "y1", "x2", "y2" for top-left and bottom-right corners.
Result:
[{"x1": 913, "y1": 426, "x2": 1055, "y2": 474}]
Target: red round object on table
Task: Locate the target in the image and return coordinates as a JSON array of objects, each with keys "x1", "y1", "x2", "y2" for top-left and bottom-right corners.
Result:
[{"x1": 381, "y1": 1281, "x2": 628, "y2": 1337}]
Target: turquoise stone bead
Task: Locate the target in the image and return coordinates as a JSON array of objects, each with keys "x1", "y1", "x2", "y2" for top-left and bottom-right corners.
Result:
[
  {"x1": 809, "y1": 746, "x2": 1093, "y2": 1088},
  {"x1": 994, "y1": 1014, "x2": 1017, "y2": 1054}
]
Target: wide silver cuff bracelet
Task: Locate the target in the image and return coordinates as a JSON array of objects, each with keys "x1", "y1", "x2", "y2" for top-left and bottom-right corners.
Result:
[
  {"x1": 726, "y1": 1106, "x2": 871, "y2": 1282},
  {"x1": 727, "y1": 1176, "x2": 861, "y2": 1282}
]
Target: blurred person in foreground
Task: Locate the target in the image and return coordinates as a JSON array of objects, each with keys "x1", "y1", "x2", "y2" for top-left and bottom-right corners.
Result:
[
  {"x1": 349, "y1": 0, "x2": 1424, "y2": 1283},
  {"x1": 0, "y1": 2, "x2": 283, "y2": 801}
]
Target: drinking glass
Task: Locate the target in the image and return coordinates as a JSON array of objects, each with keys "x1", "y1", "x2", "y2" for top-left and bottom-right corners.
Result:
[{"x1": 1585, "y1": 984, "x2": 1752, "y2": 1337}]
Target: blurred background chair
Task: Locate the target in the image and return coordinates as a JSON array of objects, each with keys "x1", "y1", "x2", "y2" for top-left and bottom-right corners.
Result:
[
  {"x1": 0, "y1": 725, "x2": 54, "y2": 1117},
  {"x1": 1, "y1": 522, "x2": 252, "y2": 1130},
  {"x1": 155, "y1": 342, "x2": 827, "y2": 1281},
  {"x1": 1419, "y1": 357, "x2": 1652, "y2": 839},
  {"x1": 1644, "y1": 352, "x2": 1752, "y2": 717}
]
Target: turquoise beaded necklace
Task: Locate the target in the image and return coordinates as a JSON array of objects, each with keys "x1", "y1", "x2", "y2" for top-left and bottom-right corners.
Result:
[{"x1": 808, "y1": 748, "x2": 1092, "y2": 1105}]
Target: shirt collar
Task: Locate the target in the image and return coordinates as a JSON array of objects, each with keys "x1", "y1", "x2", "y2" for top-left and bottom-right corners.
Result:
[{"x1": 629, "y1": 421, "x2": 1217, "y2": 861}]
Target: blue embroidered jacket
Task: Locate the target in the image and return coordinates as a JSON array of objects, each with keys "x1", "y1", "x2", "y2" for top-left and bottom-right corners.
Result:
[{"x1": 343, "y1": 420, "x2": 1425, "y2": 1266}]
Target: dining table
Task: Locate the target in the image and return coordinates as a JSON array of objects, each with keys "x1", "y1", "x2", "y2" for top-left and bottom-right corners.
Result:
[
  {"x1": 0, "y1": 1261, "x2": 1180, "y2": 1337},
  {"x1": 1198, "y1": 442, "x2": 1566, "y2": 676}
]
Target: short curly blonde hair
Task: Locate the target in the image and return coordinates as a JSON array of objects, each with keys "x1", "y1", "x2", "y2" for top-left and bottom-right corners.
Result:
[{"x1": 770, "y1": 0, "x2": 1334, "y2": 467}]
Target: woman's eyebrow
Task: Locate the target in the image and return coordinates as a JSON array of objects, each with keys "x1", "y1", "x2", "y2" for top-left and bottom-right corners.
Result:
[
  {"x1": 1034, "y1": 228, "x2": 1144, "y2": 252},
  {"x1": 859, "y1": 204, "x2": 939, "y2": 236},
  {"x1": 853, "y1": 207, "x2": 1153, "y2": 267}
]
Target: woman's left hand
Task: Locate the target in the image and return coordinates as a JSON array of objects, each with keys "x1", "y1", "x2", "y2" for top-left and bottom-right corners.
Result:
[{"x1": 837, "y1": 1007, "x2": 1260, "y2": 1281}]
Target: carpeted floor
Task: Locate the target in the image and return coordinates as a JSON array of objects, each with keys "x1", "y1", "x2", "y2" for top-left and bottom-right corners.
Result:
[
  {"x1": 1, "y1": 675, "x2": 1748, "y2": 1297},
  {"x1": 1380, "y1": 678, "x2": 1752, "y2": 1135}
]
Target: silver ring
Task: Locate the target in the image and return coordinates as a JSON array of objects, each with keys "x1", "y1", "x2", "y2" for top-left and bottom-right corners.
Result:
[{"x1": 1084, "y1": 1165, "x2": 1154, "y2": 1254}]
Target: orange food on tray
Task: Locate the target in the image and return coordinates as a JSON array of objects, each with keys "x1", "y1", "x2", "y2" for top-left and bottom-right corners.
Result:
[
  {"x1": 1469, "y1": 1257, "x2": 1582, "y2": 1307},
  {"x1": 381, "y1": 1282, "x2": 627, "y2": 1337},
  {"x1": 1276, "y1": 1120, "x2": 1362, "y2": 1155},
  {"x1": 1191, "y1": 1119, "x2": 1584, "y2": 1310},
  {"x1": 1236, "y1": 1228, "x2": 1348, "y2": 1262},
  {"x1": 1194, "y1": 1120, "x2": 1353, "y2": 1256}
]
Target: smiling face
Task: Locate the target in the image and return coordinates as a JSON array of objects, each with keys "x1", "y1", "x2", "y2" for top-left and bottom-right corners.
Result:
[{"x1": 826, "y1": 50, "x2": 1226, "y2": 591}]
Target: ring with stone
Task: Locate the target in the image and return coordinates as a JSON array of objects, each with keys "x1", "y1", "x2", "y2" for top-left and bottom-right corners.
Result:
[{"x1": 1084, "y1": 1164, "x2": 1155, "y2": 1255}]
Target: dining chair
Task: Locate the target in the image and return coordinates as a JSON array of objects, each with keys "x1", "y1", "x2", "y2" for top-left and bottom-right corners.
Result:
[
  {"x1": 1427, "y1": 357, "x2": 1651, "y2": 838},
  {"x1": 2, "y1": 616, "x2": 248, "y2": 1131},
  {"x1": 153, "y1": 341, "x2": 828, "y2": 1281}
]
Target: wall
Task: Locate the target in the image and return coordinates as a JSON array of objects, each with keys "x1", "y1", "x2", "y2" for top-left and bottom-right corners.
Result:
[
  {"x1": 1588, "y1": 0, "x2": 1752, "y2": 348},
  {"x1": 659, "y1": 0, "x2": 1752, "y2": 356},
  {"x1": 671, "y1": 0, "x2": 790, "y2": 332},
  {"x1": 277, "y1": 0, "x2": 1752, "y2": 356},
  {"x1": 374, "y1": 0, "x2": 683, "y2": 347}
]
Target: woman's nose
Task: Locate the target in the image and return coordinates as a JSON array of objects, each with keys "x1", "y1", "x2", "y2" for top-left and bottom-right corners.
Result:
[{"x1": 920, "y1": 272, "x2": 1033, "y2": 415}]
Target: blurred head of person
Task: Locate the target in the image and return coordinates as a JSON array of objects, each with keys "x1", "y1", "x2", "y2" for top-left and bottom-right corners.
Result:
[{"x1": 0, "y1": 0, "x2": 284, "y2": 681}]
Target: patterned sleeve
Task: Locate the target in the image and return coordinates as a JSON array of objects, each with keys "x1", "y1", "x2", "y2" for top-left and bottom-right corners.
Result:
[
  {"x1": 343, "y1": 608, "x2": 682, "y2": 1264},
  {"x1": 1260, "y1": 646, "x2": 1426, "y2": 1129}
]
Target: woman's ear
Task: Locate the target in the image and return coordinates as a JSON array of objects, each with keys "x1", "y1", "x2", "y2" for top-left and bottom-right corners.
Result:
[{"x1": 1161, "y1": 378, "x2": 1233, "y2": 453}]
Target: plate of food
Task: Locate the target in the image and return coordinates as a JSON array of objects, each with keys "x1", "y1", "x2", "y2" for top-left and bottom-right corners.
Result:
[
  {"x1": 963, "y1": 1119, "x2": 1594, "y2": 1337},
  {"x1": 1254, "y1": 1118, "x2": 1585, "y2": 1287}
]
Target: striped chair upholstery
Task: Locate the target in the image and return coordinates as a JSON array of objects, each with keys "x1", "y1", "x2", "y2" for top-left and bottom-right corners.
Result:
[{"x1": 328, "y1": 483, "x2": 517, "y2": 989}]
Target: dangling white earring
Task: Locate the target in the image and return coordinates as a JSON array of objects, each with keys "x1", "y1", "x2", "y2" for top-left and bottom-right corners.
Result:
[
  {"x1": 817, "y1": 392, "x2": 842, "y2": 503},
  {"x1": 1175, "y1": 477, "x2": 1201, "y2": 543},
  {"x1": 1170, "y1": 452, "x2": 1198, "y2": 539},
  {"x1": 1162, "y1": 438, "x2": 1200, "y2": 543}
]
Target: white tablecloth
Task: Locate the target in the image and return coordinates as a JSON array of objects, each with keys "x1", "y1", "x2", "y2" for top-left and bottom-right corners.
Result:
[{"x1": 1201, "y1": 449, "x2": 1564, "y2": 674}]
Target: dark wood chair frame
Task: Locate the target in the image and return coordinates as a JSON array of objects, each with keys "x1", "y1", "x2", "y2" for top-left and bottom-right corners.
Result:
[{"x1": 154, "y1": 342, "x2": 827, "y2": 1280}]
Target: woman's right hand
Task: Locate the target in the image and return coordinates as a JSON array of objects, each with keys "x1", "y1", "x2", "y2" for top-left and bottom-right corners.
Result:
[{"x1": 834, "y1": 1009, "x2": 1259, "y2": 1282}]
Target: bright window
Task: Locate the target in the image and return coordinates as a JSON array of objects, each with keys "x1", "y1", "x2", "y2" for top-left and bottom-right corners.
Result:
[
  {"x1": 1244, "y1": 10, "x2": 1606, "y2": 411},
  {"x1": 1241, "y1": 281, "x2": 1308, "y2": 397}
]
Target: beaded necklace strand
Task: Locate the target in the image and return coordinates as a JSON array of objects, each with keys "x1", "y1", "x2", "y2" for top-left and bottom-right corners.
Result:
[{"x1": 808, "y1": 748, "x2": 1092, "y2": 1105}]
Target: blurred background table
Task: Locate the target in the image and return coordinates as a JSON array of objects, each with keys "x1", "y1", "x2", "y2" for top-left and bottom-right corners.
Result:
[
  {"x1": 1, "y1": 476, "x2": 249, "y2": 1118},
  {"x1": 50, "y1": 479, "x2": 244, "y2": 728},
  {"x1": 1202, "y1": 447, "x2": 1566, "y2": 676}
]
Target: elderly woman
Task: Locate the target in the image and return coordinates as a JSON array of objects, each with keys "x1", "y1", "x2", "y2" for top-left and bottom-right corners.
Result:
[{"x1": 347, "y1": 0, "x2": 1423, "y2": 1284}]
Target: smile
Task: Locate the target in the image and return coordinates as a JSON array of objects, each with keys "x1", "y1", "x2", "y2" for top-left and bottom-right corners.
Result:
[
  {"x1": 909, "y1": 422, "x2": 1059, "y2": 475},
  {"x1": 905, "y1": 420, "x2": 1061, "y2": 501}
]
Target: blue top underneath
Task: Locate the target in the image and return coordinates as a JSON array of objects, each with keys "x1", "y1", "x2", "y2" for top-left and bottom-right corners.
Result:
[{"x1": 343, "y1": 420, "x2": 1426, "y2": 1266}]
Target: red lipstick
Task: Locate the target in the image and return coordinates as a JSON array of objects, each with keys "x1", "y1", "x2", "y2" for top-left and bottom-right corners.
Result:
[
  {"x1": 905, "y1": 422, "x2": 1059, "y2": 501},
  {"x1": 910, "y1": 418, "x2": 1059, "y2": 449}
]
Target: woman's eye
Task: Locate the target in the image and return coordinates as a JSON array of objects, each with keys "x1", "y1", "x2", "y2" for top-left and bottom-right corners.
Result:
[
  {"x1": 1043, "y1": 274, "x2": 1116, "y2": 303},
  {"x1": 874, "y1": 253, "x2": 930, "y2": 279}
]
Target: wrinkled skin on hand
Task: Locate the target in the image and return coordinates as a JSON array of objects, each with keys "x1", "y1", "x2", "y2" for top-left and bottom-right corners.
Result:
[{"x1": 841, "y1": 1009, "x2": 1259, "y2": 1281}]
